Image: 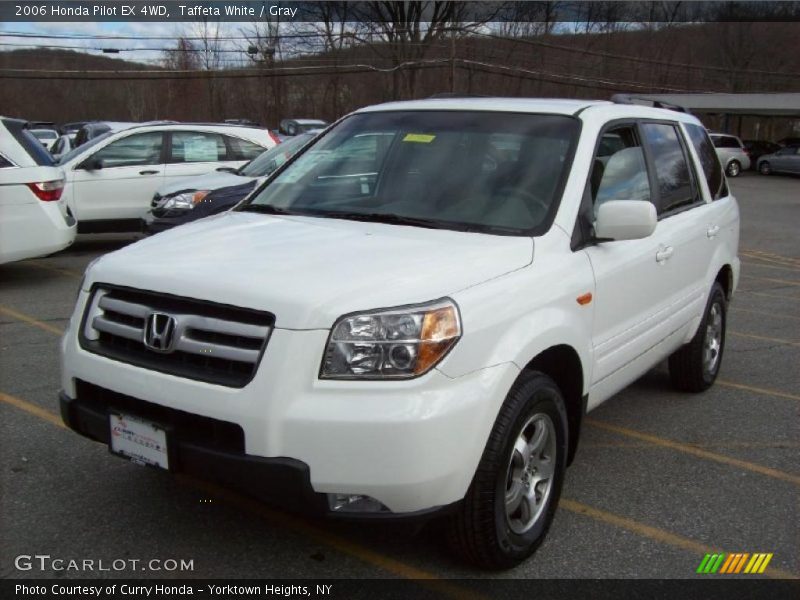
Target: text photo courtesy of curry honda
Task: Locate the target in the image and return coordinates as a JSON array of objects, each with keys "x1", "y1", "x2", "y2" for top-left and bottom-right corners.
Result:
[{"x1": 1, "y1": 2, "x2": 799, "y2": 598}]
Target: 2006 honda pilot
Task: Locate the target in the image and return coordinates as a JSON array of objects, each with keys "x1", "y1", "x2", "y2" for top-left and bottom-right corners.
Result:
[{"x1": 61, "y1": 97, "x2": 739, "y2": 568}]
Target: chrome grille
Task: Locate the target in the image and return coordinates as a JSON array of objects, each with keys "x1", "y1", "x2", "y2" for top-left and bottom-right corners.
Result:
[{"x1": 80, "y1": 286, "x2": 274, "y2": 388}]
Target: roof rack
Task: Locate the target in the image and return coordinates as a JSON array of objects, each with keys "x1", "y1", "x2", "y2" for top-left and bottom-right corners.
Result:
[
  {"x1": 610, "y1": 94, "x2": 690, "y2": 114},
  {"x1": 427, "y1": 92, "x2": 489, "y2": 99}
]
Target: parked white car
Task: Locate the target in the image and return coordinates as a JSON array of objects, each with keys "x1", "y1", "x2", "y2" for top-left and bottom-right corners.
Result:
[
  {"x1": 709, "y1": 133, "x2": 750, "y2": 177},
  {"x1": 57, "y1": 123, "x2": 277, "y2": 233},
  {"x1": 61, "y1": 98, "x2": 739, "y2": 568},
  {"x1": 0, "y1": 117, "x2": 76, "y2": 264}
]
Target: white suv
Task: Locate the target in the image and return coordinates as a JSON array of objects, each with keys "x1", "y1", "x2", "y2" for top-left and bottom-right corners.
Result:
[
  {"x1": 60, "y1": 98, "x2": 739, "y2": 568},
  {"x1": 56, "y1": 123, "x2": 278, "y2": 234},
  {"x1": 1, "y1": 117, "x2": 76, "y2": 264}
]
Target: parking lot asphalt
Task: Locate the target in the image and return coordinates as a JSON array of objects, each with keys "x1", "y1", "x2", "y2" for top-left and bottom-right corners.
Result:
[{"x1": 1, "y1": 172, "x2": 798, "y2": 583}]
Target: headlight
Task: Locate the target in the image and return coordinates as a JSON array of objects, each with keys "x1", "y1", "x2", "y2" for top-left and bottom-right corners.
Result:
[
  {"x1": 161, "y1": 190, "x2": 209, "y2": 211},
  {"x1": 320, "y1": 299, "x2": 461, "y2": 379}
]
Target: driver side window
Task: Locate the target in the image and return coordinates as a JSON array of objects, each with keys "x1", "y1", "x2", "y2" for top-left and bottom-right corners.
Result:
[
  {"x1": 591, "y1": 125, "x2": 652, "y2": 210},
  {"x1": 91, "y1": 132, "x2": 164, "y2": 168}
]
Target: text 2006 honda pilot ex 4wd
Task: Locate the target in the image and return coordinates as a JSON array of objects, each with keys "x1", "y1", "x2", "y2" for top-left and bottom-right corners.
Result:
[{"x1": 61, "y1": 97, "x2": 739, "y2": 569}]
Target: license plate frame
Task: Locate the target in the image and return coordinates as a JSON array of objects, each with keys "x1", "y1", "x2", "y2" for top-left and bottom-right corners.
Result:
[{"x1": 109, "y1": 412, "x2": 171, "y2": 471}]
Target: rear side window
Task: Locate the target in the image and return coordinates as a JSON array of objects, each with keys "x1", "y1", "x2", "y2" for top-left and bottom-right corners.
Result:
[
  {"x1": 641, "y1": 123, "x2": 697, "y2": 214},
  {"x1": 1, "y1": 118, "x2": 55, "y2": 166},
  {"x1": 713, "y1": 136, "x2": 741, "y2": 149},
  {"x1": 0, "y1": 154, "x2": 14, "y2": 168},
  {"x1": 685, "y1": 124, "x2": 726, "y2": 200},
  {"x1": 170, "y1": 131, "x2": 227, "y2": 163},
  {"x1": 226, "y1": 136, "x2": 265, "y2": 161}
]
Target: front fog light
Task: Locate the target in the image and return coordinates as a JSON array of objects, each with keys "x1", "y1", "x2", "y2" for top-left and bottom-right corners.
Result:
[
  {"x1": 320, "y1": 299, "x2": 461, "y2": 379},
  {"x1": 328, "y1": 494, "x2": 389, "y2": 513}
]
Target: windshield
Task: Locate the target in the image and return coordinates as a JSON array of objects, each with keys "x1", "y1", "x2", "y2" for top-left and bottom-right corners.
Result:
[
  {"x1": 57, "y1": 131, "x2": 113, "y2": 165},
  {"x1": 244, "y1": 111, "x2": 579, "y2": 235},
  {"x1": 239, "y1": 133, "x2": 313, "y2": 177}
]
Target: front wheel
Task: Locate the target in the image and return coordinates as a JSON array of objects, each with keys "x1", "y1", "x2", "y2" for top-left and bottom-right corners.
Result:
[
  {"x1": 726, "y1": 160, "x2": 741, "y2": 177},
  {"x1": 759, "y1": 161, "x2": 771, "y2": 175},
  {"x1": 669, "y1": 282, "x2": 727, "y2": 392},
  {"x1": 447, "y1": 371, "x2": 567, "y2": 569}
]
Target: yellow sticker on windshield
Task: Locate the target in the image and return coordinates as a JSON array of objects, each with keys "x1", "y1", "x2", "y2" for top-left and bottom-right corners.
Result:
[{"x1": 403, "y1": 133, "x2": 436, "y2": 143}]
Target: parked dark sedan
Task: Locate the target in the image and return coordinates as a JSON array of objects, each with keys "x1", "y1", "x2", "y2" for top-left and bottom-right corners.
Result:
[
  {"x1": 142, "y1": 181, "x2": 257, "y2": 234},
  {"x1": 142, "y1": 131, "x2": 314, "y2": 234}
]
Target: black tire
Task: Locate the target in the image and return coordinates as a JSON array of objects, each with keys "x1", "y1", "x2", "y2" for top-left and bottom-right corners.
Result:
[
  {"x1": 446, "y1": 371, "x2": 568, "y2": 569},
  {"x1": 668, "y1": 282, "x2": 727, "y2": 393},
  {"x1": 726, "y1": 160, "x2": 741, "y2": 177},
  {"x1": 759, "y1": 161, "x2": 771, "y2": 175}
]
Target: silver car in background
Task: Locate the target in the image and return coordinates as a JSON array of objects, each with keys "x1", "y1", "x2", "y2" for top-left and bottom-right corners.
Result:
[
  {"x1": 757, "y1": 145, "x2": 800, "y2": 176},
  {"x1": 709, "y1": 133, "x2": 751, "y2": 177}
]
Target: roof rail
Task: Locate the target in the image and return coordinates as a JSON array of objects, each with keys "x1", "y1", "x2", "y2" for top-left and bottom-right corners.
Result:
[
  {"x1": 610, "y1": 94, "x2": 690, "y2": 114},
  {"x1": 427, "y1": 92, "x2": 489, "y2": 99}
]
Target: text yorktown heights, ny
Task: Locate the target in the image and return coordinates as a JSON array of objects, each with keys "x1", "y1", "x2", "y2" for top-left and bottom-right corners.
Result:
[{"x1": 15, "y1": 584, "x2": 334, "y2": 597}]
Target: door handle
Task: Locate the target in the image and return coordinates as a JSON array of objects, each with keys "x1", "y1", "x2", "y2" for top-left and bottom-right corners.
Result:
[
  {"x1": 656, "y1": 246, "x2": 674, "y2": 263},
  {"x1": 707, "y1": 225, "x2": 720, "y2": 239},
  {"x1": 139, "y1": 170, "x2": 160, "y2": 175}
]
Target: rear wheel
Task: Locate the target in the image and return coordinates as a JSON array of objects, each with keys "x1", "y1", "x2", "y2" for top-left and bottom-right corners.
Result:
[
  {"x1": 447, "y1": 371, "x2": 567, "y2": 569},
  {"x1": 669, "y1": 282, "x2": 727, "y2": 392},
  {"x1": 726, "y1": 160, "x2": 741, "y2": 177},
  {"x1": 759, "y1": 161, "x2": 772, "y2": 175}
]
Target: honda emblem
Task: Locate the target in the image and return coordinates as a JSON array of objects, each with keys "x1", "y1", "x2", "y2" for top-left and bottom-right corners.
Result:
[{"x1": 144, "y1": 312, "x2": 177, "y2": 352}]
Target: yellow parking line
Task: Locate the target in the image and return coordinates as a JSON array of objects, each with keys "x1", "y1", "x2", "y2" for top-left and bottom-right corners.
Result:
[
  {"x1": 741, "y1": 274, "x2": 800, "y2": 288},
  {"x1": 559, "y1": 499, "x2": 796, "y2": 579},
  {"x1": 2, "y1": 389, "x2": 797, "y2": 581},
  {"x1": 741, "y1": 250, "x2": 800, "y2": 267},
  {"x1": 737, "y1": 289, "x2": 800, "y2": 301},
  {"x1": 730, "y1": 307, "x2": 800, "y2": 323},
  {"x1": 586, "y1": 420, "x2": 800, "y2": 486},
  {"x1": 22, "y1": 261, "x2": 82, "y2": 278},
  {"x1": 0, "y1": 391, "x2": 66, "y2": 429},
  {"x1": 0, "y1": 305, "x2": 65, "y2": 337},
  {"x1": 741, "y1": 261, "x2": 800, "y2": 274},
  {"x1": 729, "y1": 330, "x2": 800, "y2": 348},
  {"x1": 717, "y1": 379, "x2": 800, "y2": 402}
]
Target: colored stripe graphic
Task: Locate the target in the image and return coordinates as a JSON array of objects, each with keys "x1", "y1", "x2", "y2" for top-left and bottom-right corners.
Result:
[{"x1": 698, "y1": 553, "x2": 774, "y2": 574}]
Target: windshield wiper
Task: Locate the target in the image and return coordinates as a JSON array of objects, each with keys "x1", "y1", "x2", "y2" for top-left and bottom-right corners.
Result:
[
  {"x1": 238, "y1": 203, "x2": 298, "y2": 215},
  {"x1": 306, "y1": 211, "x2": 457, "y2": 230}
]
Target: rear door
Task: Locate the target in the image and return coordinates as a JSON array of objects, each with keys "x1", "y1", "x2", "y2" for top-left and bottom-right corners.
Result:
[
  {"x1": 639, "y1": 121, "x2": 714, "y2": 337},
  {"x1": 69, "y1": 131, "x2": 165, "y2": 229},
  {"x1": 162, "y1": 130, "x2": 256, "y2": 186}
]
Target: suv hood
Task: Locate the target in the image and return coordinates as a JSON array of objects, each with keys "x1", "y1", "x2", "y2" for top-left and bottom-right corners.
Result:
[
  {"x1": 156, "y1": 171, "x2": 253, "y2": 197},
  {"x1": 89, "y1": 211, "x2": 533, "y2": 329}
]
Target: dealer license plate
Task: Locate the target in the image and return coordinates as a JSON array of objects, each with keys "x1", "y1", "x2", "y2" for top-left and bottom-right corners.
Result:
[{"x1": 109, "y1": 412, "x2": 169, "y2": 470}]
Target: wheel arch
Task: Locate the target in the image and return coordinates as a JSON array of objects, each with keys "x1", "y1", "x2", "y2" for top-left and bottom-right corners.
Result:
[
  {"x1": 715, "y1": 264, "x2": 734, "y2": 301},
  {"x1": 520, "y1": 344, "x2": 586, "y2": 466}
]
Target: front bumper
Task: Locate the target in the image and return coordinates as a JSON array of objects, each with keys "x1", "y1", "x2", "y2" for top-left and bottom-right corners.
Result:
[
  {"x1": 61, "y1": 302, "x2": 519, "y2": 515},
  {"x1": 60, "y1": 389, "x2": 329, "y2": 516},
  {"x1": 141, "y1": 212, "x2": 192, "y2": 235}
]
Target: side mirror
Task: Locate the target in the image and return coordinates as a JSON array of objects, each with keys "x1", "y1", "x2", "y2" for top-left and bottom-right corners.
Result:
[
  {"x1": 81, "y1": 158, "x2": 103, "y2": 171},
  {"x1": 594, "y1": 200, "x2": 657, "y2": 242}
]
